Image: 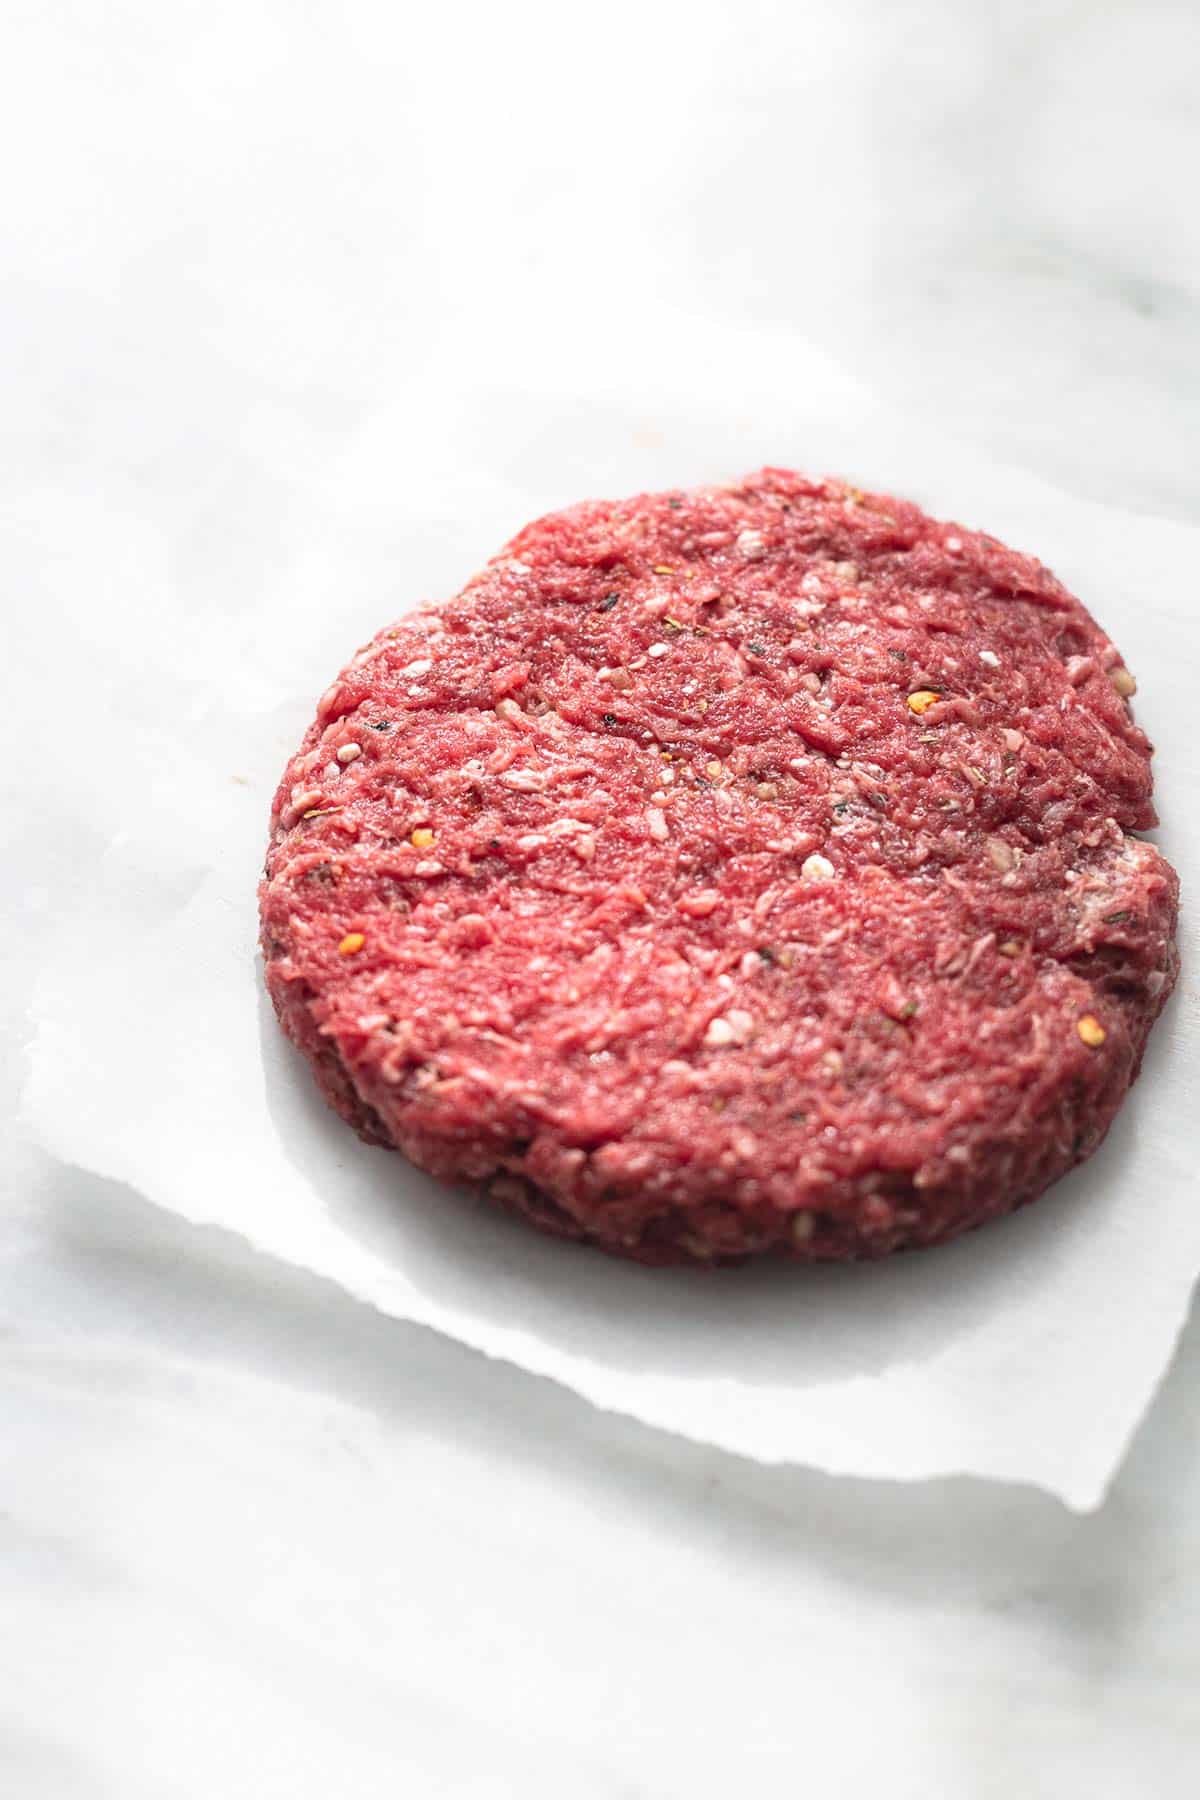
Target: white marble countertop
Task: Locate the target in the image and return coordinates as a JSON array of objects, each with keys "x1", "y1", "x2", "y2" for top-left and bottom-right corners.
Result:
[{"x1": 5, "y1": 3, "x2": 1199, "y2": 1793}]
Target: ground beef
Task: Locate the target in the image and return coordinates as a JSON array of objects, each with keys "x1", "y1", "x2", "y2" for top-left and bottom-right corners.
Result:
[{"x1": 259, "y1": 469, "x2": 1179, "y2": 1264}]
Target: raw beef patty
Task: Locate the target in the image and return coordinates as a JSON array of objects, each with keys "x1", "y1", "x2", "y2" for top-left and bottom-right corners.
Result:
[{"x1": 260, "y1": 470, "x2": 1179, "y2": 1264}]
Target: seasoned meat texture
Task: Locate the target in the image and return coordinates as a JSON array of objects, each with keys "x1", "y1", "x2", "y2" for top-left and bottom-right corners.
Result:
[{"x1": 260, "y1": 470, "x2": 1179, "y2": 1264}]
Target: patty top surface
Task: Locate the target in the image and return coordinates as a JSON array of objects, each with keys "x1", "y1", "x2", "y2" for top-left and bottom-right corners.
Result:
[{"x1": 260, "y1": 469, "x2": 1179, "y2": 1263}]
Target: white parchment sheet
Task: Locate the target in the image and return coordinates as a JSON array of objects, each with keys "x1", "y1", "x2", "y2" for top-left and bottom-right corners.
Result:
[{"x1": 21, "y1": 318, "x2": 1197, "y2": 1510}]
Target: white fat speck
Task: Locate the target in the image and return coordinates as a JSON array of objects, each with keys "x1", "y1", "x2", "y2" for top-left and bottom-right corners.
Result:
[
  {"x1": 1003, "y1": 728, "x2": 1024, "y2": 751},
  {"x1": 337, "y1": 742, "x2": 362, "y2": 764},
  {"x1": 979, "y1": 649, "x2": 1000, "y2": 669},
  {"x1": 399, "y1": 658, "x2": 432, "y2": 678},
  {"x1": 736, "y1": 528, "x2": 766, "y2": 559},
  {"x1": 647, "y1": 807, "x2": 668, "y2": 841},
  {"x1": 516, "y1": 833, "x2": 547, "y2": 852},
  {"x1": 945, "y1": 536, "x2": 963, "y2": 552},
  {"x1": 647, "y1": 642, "x2": 670, "y2": 657},
  {"x1": 739, "y1": 951, "x2": 761, "y2": 977},
  {"x1": 704, "y1": 1016, "x2": 736, "y2": 1047},
  {"x1": 801, "y1": 853, "x2": 836, "y2": 881},
  {"x1": 413, "y1": 860, "x2": 444, "y2": 876},
  {"x1": 501, "y1": 768, "x2": 546, "y2": 791},
  {"x1": 495, "y1": 697, "x2": 523, "y2": 721},
  {"x1": 322, "y1": 760, "x2": 340, "y2": 779}
]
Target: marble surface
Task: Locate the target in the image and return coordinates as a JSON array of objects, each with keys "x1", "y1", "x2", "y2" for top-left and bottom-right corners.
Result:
[{"x1": 5, "y1": 2, "x2": 1200, "y2": 1793}]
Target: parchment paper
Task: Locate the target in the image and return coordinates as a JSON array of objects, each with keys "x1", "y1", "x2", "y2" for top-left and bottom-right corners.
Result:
[{"x1": 21, "y1": 317, "x2": 1198, "y2": 1510}]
